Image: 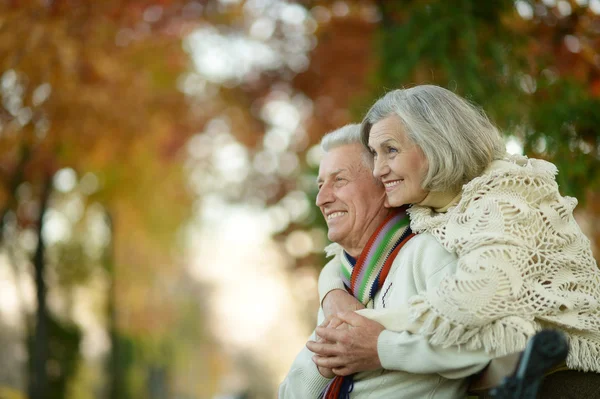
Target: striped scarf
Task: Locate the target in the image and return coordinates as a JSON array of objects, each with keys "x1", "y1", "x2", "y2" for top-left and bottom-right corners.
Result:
[{"x1": 320, "y1": 206, "x2": 415, "y2": 399}]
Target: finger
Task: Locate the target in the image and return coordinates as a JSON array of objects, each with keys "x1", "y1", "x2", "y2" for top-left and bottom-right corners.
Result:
[
  {"x1": 315, "y1": 335, "x2": 335, "y2": 344},
  {"x1": 317, "y1": 365, "x2": 335, "y2": 379},
  {"x1": 315, "y1": 325, "x2": 346, "y2": 342},
  {"x1": 312, "y1": 355, "x2": 346, "y2": 370},
  {"x1": 337, "y1": 311, "x2": 368, "y2": 326},
  {"x1": 333, "y1": 367, "x2": 353, "y2": 377},
  {"x1": 328, "y1": 317, "x2": 345, "y2": 329},
  {"x1": 315, "y1": 324, "x2": 335, "y2": 342},
  {"x1": 306, "y1": 340, "x2": 340, "y2": 356},
  {"x1": 315, "y1": 330, "x2": 326, "y2": 342},
  {"x1": 319, "y1": 315, "x2": 333, "y2": 329}
]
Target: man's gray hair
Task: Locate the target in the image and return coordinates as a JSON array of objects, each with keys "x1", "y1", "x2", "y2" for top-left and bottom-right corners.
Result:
[
  {"x1": 360, "y1": 85, "x2": 507, "y2": 192},
  {"x1": 321, "y1": 123, "x2": 362, "y2": 152},
  {"x1": 321, "y1": 123, "x2": 372, "y2": 169}
]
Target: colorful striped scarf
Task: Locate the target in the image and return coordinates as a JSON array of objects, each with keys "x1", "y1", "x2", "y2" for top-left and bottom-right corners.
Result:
[{"x1": 320, "y1": 206, "x2": 415, "y2": 399}]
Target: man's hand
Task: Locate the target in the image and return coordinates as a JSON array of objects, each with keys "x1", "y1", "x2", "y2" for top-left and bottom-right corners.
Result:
[
  {"x1": 322, "y1": 289, "x2": 364, "y2": 320},
  {"x1": 316, "y1": 363, "x2": 335, "y2": 379},
  {"x1": 307, "y1": 311, "x2": 385, "y2": 376}
]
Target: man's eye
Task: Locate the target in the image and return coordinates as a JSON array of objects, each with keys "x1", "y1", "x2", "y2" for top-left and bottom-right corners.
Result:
[{"x1": 387, "y1": 146, "x2": 398, "y2": 154}]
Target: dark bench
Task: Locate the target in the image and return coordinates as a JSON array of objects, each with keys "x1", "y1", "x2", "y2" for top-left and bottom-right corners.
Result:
[{"x1": 467, "y1": 330, "x2": 600, "y2": 399}]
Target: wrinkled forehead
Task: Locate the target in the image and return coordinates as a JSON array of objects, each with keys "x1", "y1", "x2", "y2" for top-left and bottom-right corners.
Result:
[
  {"x1": 318, "y1": 145, "x2": 364, "y2": 178},
  {"x1": 369, "y1": 115, "x2": 412, "y2": 147}
]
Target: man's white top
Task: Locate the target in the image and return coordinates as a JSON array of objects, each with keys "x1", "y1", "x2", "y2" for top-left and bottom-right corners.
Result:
[{"x1": 279, "y1": 233, "x2": 490, "y2": 399}]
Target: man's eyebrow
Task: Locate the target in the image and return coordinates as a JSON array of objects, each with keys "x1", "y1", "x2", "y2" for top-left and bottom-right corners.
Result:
[{"x1": 316, "y1": 168, "x2": 346, "y2": 184}]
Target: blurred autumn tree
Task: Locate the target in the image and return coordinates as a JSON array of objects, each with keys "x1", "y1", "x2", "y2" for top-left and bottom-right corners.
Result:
[{"x1": 0, "y1": 1, "x2": 212, "y2": 398}]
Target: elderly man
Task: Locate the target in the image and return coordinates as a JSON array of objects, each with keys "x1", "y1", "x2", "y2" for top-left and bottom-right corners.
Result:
[{"x1": 279, "y1": 124, "x2": 490, "y2": 398}]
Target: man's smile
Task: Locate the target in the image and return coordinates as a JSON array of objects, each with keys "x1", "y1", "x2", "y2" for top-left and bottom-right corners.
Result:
[{"x1": 326, "y1": 211, "x2": 348, "y2": 221}]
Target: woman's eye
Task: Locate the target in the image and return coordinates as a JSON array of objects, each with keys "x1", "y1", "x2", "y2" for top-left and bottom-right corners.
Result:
[{"x1": 387, "y1": 146, "x2": 398, "y2": 154}]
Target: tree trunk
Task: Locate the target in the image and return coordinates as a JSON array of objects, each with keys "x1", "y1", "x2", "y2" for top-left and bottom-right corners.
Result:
[
  {"x1": 28, "y1": 174, "x2": 52, "y2": 399},
  {"x1": 104, "y1": 210, "x2": 122, "y2": 399}
]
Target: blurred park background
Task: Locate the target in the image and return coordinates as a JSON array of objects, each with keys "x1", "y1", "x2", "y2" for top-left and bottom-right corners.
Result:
[{"x1": 0, "y1": 0, "x2": 599, "y2": 398}]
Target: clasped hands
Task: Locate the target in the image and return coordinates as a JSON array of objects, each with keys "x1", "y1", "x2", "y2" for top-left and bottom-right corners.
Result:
[{"x1": 306, "y1": 289, "x2": 385, "y2": 378}]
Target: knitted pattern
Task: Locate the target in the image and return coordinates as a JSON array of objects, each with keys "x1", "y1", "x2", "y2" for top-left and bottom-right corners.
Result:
[{"x1": 407, "y1": 155, "x2": 600, "y2": 372}]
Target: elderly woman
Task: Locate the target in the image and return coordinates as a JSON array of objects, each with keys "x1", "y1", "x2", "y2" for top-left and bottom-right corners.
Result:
[{"x1": 315, "y1": 85, "x2": 600, "y2": 376}]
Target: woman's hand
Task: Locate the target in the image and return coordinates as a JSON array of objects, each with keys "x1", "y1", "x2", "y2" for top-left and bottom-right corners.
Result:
[
  {"x1": 314, "y1": 289, "x2": 364, "y2": 377},
  {"x1": 309, "y1": 312, "x2": 384, "y2": 376},
  {"x1": 313, "y1": 317, "x2": 346, "y2": 378}
]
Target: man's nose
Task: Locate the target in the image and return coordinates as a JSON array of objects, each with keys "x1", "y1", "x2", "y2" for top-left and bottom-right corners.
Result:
[
  {"x1": 315, "y1": 184, "x2": 334, "y2": 207},
  {"x1": 373, "y1": 157, "x2": 389, "y2": 180}
]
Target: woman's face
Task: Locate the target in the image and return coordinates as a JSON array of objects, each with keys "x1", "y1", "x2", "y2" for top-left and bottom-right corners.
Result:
[{"x1": 368, "y1": 115, "x2": 429, "y2": 207}]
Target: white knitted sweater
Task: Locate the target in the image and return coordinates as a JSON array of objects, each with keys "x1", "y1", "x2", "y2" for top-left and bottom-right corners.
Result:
[{"x1": 407, "y1": 155, "x2": 600, "y2": 372}]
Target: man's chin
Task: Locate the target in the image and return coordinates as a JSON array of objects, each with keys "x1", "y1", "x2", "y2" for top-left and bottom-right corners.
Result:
[{"x1": 327, "y1": 231, "x2": 344, "y2": 244}]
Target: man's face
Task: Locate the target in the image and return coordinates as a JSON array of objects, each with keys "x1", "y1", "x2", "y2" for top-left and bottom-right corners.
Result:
[{"x1": 316, "y1": 143, "x2": 388, "y2": 256}]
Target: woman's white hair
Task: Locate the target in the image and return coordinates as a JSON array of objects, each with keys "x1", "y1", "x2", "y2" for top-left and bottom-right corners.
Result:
[{"x1": 360, "y1": 85, "x2": 507, "y2": 192}]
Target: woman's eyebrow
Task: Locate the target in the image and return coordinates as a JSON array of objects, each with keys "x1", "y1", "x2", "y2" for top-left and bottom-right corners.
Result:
[{"x1": 372, "y1": 138, "x2": 396, "y2": 148}]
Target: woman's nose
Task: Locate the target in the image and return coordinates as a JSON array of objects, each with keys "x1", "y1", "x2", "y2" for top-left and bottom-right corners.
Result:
[{"x1": 373, "y1": 157, "x2": 389, "y2": 180}]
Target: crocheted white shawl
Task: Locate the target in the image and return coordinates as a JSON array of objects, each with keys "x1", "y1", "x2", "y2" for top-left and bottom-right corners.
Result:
[{"x1": 407, "y1": 155, "x2": 600, "y2": 372}]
